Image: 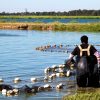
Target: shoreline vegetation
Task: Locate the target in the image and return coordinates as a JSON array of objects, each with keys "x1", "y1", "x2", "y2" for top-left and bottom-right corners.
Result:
[
  {"x1": 63, "y1": 92, "x2": 100, "y2": 100},
  {"x1": 0, "y1": 16, "x2": 100, "y2": 32},
  {"x1": 0, "y1": 15, "x2": 100, "y2": 19},
  {"x1": 62, "y1": 88, "x2": 100, "y2": 100},
  {"x1": 0, "y1": 22, "x2": 100, "y2": 32}
]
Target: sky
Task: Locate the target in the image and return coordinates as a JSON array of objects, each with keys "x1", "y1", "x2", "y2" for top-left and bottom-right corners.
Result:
[{"x1": 0, "y1": 0, "x2": 100, "y2": 13}]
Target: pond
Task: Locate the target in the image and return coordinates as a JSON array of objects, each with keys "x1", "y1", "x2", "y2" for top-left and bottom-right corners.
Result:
[
  {"x1": 0, "y1": 18, "x2": 100, "y2": 23},
  {"x1": 0, "y1": 30, "x2": 100, "y2": 100}
]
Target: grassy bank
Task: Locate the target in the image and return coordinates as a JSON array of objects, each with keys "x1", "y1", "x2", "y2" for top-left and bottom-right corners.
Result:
[
  {"x1": 63, "y1": 88, "x2": 100, "y2": 100},
  {"x1": 0, "y1": 15, "x2": 100, "y2": 19},
  {"x1": 63, "y1": 92, "x2": 100, "y2": 100},
  {"x1": 0, "y1": 22, "x2": 100, "y2": 32}
]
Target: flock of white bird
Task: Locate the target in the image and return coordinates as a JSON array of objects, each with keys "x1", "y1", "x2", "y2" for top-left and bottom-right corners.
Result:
[{"x1": 0, "y1": 63, "x2": 76, "y2": 97}]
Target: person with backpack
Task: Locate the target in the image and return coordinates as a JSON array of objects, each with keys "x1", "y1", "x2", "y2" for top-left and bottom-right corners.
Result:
[{"x1": 67, "y1": 35, "x2": 100, "y2": 87}]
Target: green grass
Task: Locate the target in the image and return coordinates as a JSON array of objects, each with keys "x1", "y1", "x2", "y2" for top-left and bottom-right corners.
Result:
[
  {"x1": 0, "y1": 15, "x2": 100, "y2": 32},
  {"x1": 0, "y1": 22, "x2": 100, "y2": 32},
  {"x1": 63, "y1": 93, "x2": 100, "y2": 100},
  {"x1": 0, "y1": 15, "x2": 100, "y2": 19},
  {"x1": 62, "y1": 88, "x2": 100, "y2": 100}
]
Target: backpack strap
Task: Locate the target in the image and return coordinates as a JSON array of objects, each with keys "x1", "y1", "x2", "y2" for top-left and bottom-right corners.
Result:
[{"x1": 78, "y1": 45, "x2": 91, "y2": 56}]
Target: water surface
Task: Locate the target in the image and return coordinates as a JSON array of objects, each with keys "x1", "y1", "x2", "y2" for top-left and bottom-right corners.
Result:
[
  {"x1": 0, "y1": 18, "x2": 100, "y2": 23},
  {"x1": 0, "y1": 30, "x2": 100, "y2": 100}
]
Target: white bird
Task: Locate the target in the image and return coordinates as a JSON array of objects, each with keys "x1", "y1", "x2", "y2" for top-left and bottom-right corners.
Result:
[
  {"x1": 44, "y1": 67, "x2": 50, "y2": 74},
  {"x1": 51, "y1": 65, "x2": 57, "y2": 69},
  {"x1": 30, "y1": 77, "x2": 37, "y2": 82},
  {"x1": 13, "y1": 89, "x2": 19, "y2": 95},
  {"x1": 51, "y1": 73, "x2": 56, "y2": 78},
  {"x1": 56, "y1": 83, "x2": 64, "y2": 89},
  {"x1": 59, "y1": 67, "x2": 64, "y2": 73},
  {"x1": 56, "y1": 73, "x2": 64, "y2": 77},
  {"x1": 43, "y1": 84, "x2": 51, "y2": 89},
  {"x1": 7, "y1": 90, "x2": 14, "y2": 96},
  {"x1": 2, "y1": 89, "x2": 7, "y2": 95},
  {"x1": 66, "y1": 70, "x2": 71, "y2": 77},
  {"x1": 13, "y1": 77, "x2": 21, "y2": 83},
  {"x1": 58, "y1": 64, "x2": 64, "y2": 68},
  {"x1": 0, "y1": 78, "x2": 4, "y2": 82},
  {"x1": 49, "y1": 75, "x2": 53, "y2": 80}
]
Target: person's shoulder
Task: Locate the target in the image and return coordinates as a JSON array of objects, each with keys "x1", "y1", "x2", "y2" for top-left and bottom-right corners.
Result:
[
  {"x1": 90, "y1": 44, "x2": 97, "y2": 50},
  {"x1": 74, "y1": 44, "x2": 78, "y2": 48},
  {"x1": 90, "y1": 44, "x2": 95, "y2": 48},
  {"x1": 87, "y1": 44, "x2": 93, "y2": 47},
  {"x1": 74, "y1": 45, "x2": 79, "y2": 50}
]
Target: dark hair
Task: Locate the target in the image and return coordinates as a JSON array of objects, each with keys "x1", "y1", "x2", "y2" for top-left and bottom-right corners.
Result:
[{"x1": 81, "y1": 35, "x2": 88, "y2": 44}]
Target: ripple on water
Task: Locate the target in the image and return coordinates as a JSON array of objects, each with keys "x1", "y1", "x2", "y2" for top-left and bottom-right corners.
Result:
[{"x1": 0, "y1": 30, "x2": 100, "y2": 100}]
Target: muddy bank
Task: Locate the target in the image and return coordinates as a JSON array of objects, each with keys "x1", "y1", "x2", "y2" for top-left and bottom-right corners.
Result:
[{"x1": 0, "y1": 22, "x2": 100, "y2": 32}]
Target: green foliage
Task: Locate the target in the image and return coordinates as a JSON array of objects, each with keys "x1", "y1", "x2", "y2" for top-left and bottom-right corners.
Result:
[
  {"x1": 63, "y1": 92, "x2": 100, "y2": 100},
  {"x1": 0, "y1": 15, "x2": 100, "y2": 19},
  {"x1": 63, "y1": 88, "x2": 100, "y2": 100},
  {"x1": 0, "y1": 10, "x2": 100, "y2": 16},
  {"x1": 0, "y1": 22, "x2": 100, "y2": 32}
]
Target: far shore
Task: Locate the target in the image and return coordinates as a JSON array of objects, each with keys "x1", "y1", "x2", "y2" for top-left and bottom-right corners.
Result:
[
  {"x1": 0, "y1": 22, "x2": 100, "y2": 32},
  {"x1": 0, "y1": 15, "x2": 100, "y2": 19}
]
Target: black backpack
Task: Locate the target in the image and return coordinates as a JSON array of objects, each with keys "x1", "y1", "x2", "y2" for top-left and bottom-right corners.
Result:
[{"x1": 77, "y1": 56, "x2": 89, "y2": 76}]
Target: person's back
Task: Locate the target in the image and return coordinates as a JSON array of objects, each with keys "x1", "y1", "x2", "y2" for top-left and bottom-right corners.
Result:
[
  {"x1": 71, "y1": 35, "x2": 97, "y2": 57},
  {"x1": 68, "y1": 35, "x2": 100, "y2": 87}
]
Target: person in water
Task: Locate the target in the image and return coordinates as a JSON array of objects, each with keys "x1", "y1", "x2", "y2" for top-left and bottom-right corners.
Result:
[{"x1": 67, "y1": 35, "x2": 100, "y2": 87}]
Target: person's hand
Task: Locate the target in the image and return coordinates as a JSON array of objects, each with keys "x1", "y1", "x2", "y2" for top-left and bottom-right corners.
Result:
[{"x1": 65, "y1": 59, "x2": 72, "y2": 67}]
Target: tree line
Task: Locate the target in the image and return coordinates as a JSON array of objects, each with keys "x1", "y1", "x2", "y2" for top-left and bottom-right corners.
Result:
[{"x1": 0, "y1": 9, "x2": 100, "y2": 16}]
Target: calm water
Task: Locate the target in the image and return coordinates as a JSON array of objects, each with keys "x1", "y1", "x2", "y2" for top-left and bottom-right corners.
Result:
[
  {"x1": 0, "y1": 18, "x2": 100, "y2": 23},
  {"x1": 0, "y1": 30, "x2": 100, "y2": 100}
]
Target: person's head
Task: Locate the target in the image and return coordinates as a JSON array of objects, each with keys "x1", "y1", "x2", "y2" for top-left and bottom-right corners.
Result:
[{"x1": 80, "y1": 35, "x2": 88, "y2": 44}]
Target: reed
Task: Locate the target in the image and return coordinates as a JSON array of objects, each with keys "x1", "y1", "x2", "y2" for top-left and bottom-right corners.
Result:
[{"x1": 0, "y1": 22, "x2": 100, "y2": 32}]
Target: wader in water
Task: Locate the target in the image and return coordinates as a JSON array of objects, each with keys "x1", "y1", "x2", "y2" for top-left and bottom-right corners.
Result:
[{"x1": 76, "y1": 45, "x2": 99, "y2": 87}]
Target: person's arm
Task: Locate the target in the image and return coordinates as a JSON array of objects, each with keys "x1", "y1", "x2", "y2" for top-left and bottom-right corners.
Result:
[
  {"x1": 69, "y1": 53, "x2": 74, "y2": 60},
  {"x1": 94, "y1": 51, "x2": 100, "y2": 65},
  {"x1": 69, "y1": 46, "x2": 78, "y2": 59},
  {"x1": 67, "y1": 46, "x2": 78, "y2": 64},
  {"x1": 91, "y1": 45, "x2": 100, "y2": 67}
]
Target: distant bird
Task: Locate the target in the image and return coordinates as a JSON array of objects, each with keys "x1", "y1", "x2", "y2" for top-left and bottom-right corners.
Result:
[
  {"x1": 0, "y1": 78, "x2": 4, "y2": 82},
  {"x1": 13, "y1": 77, "x2": 21, "y2": 83},
  {"x1": 56, "y1": 83, "x2": 64, "y2": 90},
  {"x1": 30, "y1": 78, "x2": 37, "y2": 82}
]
